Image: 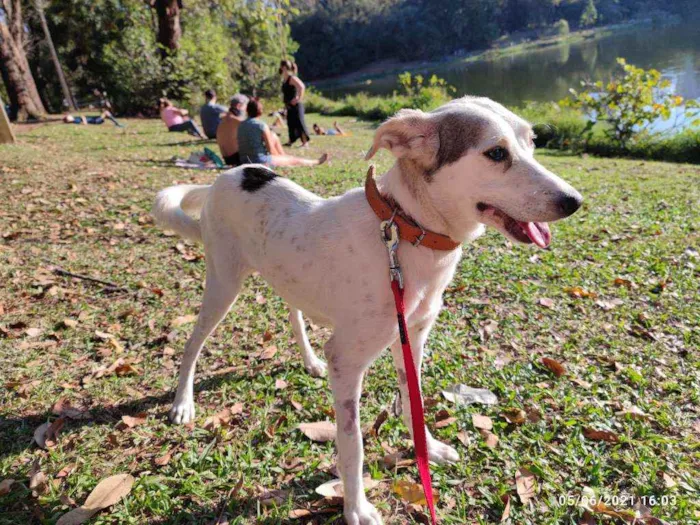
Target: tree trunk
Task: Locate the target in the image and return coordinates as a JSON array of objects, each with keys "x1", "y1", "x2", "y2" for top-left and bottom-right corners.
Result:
[
  {"x1": 0, "y1": 0, "x2": 46, "y2": 120},
  {"x1": 35, "y1": 0, "x2": 76, "y2": 110},
  {"x1": 155, "y1": 0, "x2": 182, "y2": 57},
  {"x1": 0, "y1": 94, "x2": 16, "y2": 143}
]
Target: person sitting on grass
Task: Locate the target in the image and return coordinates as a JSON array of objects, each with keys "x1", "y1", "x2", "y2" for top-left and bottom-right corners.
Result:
[
  {"x1": 159, "y1": 98, "x2": 205, "y2": 139},
  {"x1": 237, "y1": 98, "x2": 328, "y2": 168},
  {"x1": 200, "y1": 89, "x2": 228, "y2": 139},
  {"x1": 313, "y1": 121, "x2": 347, "y2": 136},
  {"x1": 63, "y1": 110, "x2": 123, "y2": 127},
  {"x1": 216, "y1": 93, "x2": 249, "y2": 167}
]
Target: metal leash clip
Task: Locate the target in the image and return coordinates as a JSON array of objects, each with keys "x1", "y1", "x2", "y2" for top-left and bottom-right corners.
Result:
[{"x1": 380, "y1": 209, "x2": 403, "y2": 289}]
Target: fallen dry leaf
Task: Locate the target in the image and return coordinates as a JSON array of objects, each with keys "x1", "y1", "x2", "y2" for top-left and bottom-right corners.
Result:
[
  {"x1": 382, "y1": 451, "x2": 414, "y2": 468},
  {"x1": 442, "y1": 384, "x2": 498, "y2": 405},
  {"x1": 393, "y1": 479, "x2": 431, "y2": 506},
  {"x1": 660, "y1": 471, "x2": 676, "y2": 488},
  {"x1": 275, "y1": 378, "x2": 288, "y2": 390},
  {"x1": 298, "y1": 421, "x2": 336, "y2": 442},
  {"x1": 25, "y1": 327, "x2": 42, "y2": 338},
  {"x1": 434, "y1": 409, "x2": 457, "y2": 429},
  {"x1": 258, "y1": 488, "x2": 290, "y2": 507},
  {"x1": 613, "y1": 277, "x2": 634, "y2": 288},
  {"x1": 0, "y1": 479, "x2": 15, "y2": 496},
  {"x1": 515, "y1": 467, "x2": 536, "y2": 504},
  {"x1": 34, "y1": 418, "x2": 65, "y2": 449},
  {"x1": 564, "y1": 286, "x2": 597, "y2": 299},
  {"x1": 52, "y1": 398, "x2": 89, "y2": 420},
  {"x1": 456, "y1": 430, "x2": 471, "y2": 447},
  {"x1": 56, "y1": 473, "x2": 134, "y2": 525},
  {"x1": 288, "y1": 509, "x2": 313, "y2": 519},
  {"x1": 203, "y1": 404, "x2": 243, "y2": 431},
  {"x1": 472, "y1": 414, "x2": 493, "y2": 430},
  {"x1": 315, "y1": 476, "x2": 378, "y2": 498},
  {"x1": 538, "y1": 297, "x2": 555, "y2": 308},
  {"x1": 503, "y1": 408, "x2": 527, "y2": 425},
  {"x1": 615, "y1": 406, "x2": 648, "y2": 420},
  {"x1": 369, "y1": 409, "x2": 389, "y2": 437},
  {"x1": 56, "y1": 464, "x2": 76, "y2": 479},
  {"x1": 595, "y1": 298, "x2": 624, "y2": 311},
  {"x1": 259, "y1": 345, "x2": 277, "y2": 360},
  {"x1": 583, "y1": 428, "x2": 619, "y2": 443},
  {"x1": 171, "y1": 314, "x2": 197, "y2": 328},
  {"x1": 63, "y1": 318, "x2": 79, "y2": 328},
  {"x1": 120, "y1": 413, "x2": 147, "y2": 429},
  {"x1": 541, "y1": 357, "x2": 566, "y2": 377},
  {"x1": 500, "y1": 494, "x2": 511, "y2": 522},
  {"x1": 590, "y1": 500, "x2": 635, "y2": 521},
  {"x1": 29, "y1": 461, "x2": 48, "y2": 497},
  {"x1": 479, "y1": 429, "x2": 499, "y2": 448},
  {"x1": 154, "y1": 452, "x2": 172, "y2": 467}
]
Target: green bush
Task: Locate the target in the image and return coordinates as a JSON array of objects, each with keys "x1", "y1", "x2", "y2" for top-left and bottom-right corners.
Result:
[
  {"x1": 305, "y1": 72, "x2": 453, "y2": 121},
  {"x1": 554, "y1": 19, "x2": 570, "y2": 36},
  {"x1": 563, "y1": 58, "x2": 697, "y2": 148}
]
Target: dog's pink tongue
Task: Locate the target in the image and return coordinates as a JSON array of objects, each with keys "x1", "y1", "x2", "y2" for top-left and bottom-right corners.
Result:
[{"x1": 520, "y1": 221, "x2": 551, "y2": 248}]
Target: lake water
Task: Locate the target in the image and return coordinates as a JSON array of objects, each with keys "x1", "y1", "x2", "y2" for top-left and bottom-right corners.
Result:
[{"x1": 318, "y1": 23, "x2": 700, "y2": 131}]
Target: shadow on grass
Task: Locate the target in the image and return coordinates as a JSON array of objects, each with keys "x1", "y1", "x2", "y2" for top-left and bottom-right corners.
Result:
[{"x1": 0, "y1": 369, "x2": 252, "y2": 461}]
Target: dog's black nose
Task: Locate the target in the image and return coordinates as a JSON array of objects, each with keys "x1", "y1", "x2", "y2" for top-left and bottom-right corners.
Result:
[{"x1": 559, "y1": 193, "x2": 583, "y2": 216}]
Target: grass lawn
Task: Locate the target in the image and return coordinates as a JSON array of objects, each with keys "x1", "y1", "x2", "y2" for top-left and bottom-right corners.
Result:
[{"x1": 1, "y1": 115, "x2": 698, "y2": 525}]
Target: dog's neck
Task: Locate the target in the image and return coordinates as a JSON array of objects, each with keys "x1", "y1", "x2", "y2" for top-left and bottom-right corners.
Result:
[{"x1": 378, "y1": 162, "x2": 483, "y2": 244}]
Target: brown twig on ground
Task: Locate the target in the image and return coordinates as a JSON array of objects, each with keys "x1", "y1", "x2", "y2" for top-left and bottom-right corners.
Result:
[{"x1": 52, "y1": 266, "x2": 128, "y2": 292}]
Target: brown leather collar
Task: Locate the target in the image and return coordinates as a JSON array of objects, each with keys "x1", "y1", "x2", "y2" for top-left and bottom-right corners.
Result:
[{"x1": 364, "y1": 166, "x2": 461, "y2": 251}]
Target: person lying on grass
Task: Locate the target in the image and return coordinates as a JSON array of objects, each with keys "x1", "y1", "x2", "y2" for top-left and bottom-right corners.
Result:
[
  {"x1": 216, "y1": 94, "x2": 249, "y2": 167},
  {"x1": 237, "y1": 98, "x2": 328, "y2": 168},
  {"x1": 313, "y1": 121, "x2": 347, "y2": 136},
  {"x1": 63, "y1": 110, "x2": 123, "y2": 128},
  {"x1": 159, "y1": 98, "x2": 205, "y2": 139}
]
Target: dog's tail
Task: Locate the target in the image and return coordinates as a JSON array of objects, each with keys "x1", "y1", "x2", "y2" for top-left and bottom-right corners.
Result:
[{"x1": 152, "y1": 185, "x2": 211, "y2": 242}]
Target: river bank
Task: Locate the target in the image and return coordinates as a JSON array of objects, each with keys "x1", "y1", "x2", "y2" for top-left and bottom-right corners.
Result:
[{"x1": 312, "y1": 17, "x2": 681, "y2": 95}]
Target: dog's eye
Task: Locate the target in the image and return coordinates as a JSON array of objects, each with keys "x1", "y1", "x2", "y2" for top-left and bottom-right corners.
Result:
[{"x1": 485, "y1": 146, "x2": 509, "y2": 162}]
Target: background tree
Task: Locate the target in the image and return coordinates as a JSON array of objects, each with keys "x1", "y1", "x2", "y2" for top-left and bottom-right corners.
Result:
[
  {"x1": 0, "y1": 0, "x2": 46, "y2": 120},
  {"x1": 34, "y1": 0, "x2": 76, "y2": 110},
  {"x1": 153, "y1": 0, "x2": 182, "y2": 57},
  {"x1": 580, "y1": 0, "x2": 598, "y2": 27}
]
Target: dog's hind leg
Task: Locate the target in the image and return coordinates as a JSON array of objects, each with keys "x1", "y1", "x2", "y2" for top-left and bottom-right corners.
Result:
[
  {"x1": 170, "y1": 261, "x2": 247, "y2": 424},
  {"x1": 289, "y1": 307, "x2": 327, "y2": 377},
  {"x1": 390, "y1": 313, "x2": 460, "y2": 464}
]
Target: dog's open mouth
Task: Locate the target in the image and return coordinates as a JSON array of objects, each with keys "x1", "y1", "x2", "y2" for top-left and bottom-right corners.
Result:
[{"x1": 477, "y1": 203, "x2": 552, "y2": 248}]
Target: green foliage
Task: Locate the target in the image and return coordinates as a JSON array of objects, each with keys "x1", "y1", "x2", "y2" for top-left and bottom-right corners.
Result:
[
  {"x1": 225, "y1": 0, "x2": 298, "y2": 96},
  {"x1": 554, "y1": 18, "x2": 570, "y2": 36},
  {"x1": 563, "y1": 58, "x2": 697, "y2": 147},
  {"x1": 580, "y1": 0, "x2": 598, "y2": 27},
  {"x1": 166, "y1": 8, "x2": 241, "y2": 107},
  {"x1": 305, "y1": 73, "x2": 454, "y2": 121},
  {"x1": 32, "y1": 0, "x2": 295, "y2": 114}
]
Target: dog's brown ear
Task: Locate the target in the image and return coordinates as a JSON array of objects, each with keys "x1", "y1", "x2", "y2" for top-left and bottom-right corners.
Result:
[{"x1": 365, "y1": 109, "x2": 437, "y2": 162}]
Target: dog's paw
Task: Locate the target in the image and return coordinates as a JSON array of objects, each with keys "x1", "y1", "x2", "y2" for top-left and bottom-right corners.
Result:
[
  {"x1": 428, "y1": 436, "x2": 460, "y2": 464},
  {"x1": 169, "y1": 400, "x2": 195, "y2": 424},
  {"x1": 305, "y1": 358, "x2": 327, "y2": 378},
  {"x1": 345, "y1": 500, "x2": 383, "y2": 525}
]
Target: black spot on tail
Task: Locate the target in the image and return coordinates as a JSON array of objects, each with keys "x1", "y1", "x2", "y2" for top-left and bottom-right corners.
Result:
[{"x1": 240, "y1": 166, "x2": 277, "y2": 192}]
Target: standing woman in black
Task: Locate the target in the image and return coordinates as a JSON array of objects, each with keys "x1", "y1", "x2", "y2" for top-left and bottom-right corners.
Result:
[{"x1": 280, "y1": 60, "x2": 310, "y2": 147}]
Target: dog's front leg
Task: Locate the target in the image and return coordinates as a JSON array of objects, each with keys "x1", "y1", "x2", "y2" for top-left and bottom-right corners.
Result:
[
  {"x1": 390, "y1": 314, "x2": 459, "y2": 464},
  {"x1": 325, "y1": 337, "x2": 384, "y2": 525}
]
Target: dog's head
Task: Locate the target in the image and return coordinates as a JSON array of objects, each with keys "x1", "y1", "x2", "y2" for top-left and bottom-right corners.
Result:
[{"x1": 366, "y1": 96, "x2": 583, "y2": 247}]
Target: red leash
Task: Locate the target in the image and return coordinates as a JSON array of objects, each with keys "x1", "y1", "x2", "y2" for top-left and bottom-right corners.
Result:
[{"x1": 382, "y1": 218, "x2": 438, "y2": 524}]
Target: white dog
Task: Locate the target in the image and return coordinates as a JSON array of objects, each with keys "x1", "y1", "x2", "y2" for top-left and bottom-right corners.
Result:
[{"x1": 153, "y1": 96, "x2": 582, "y2": 524}]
